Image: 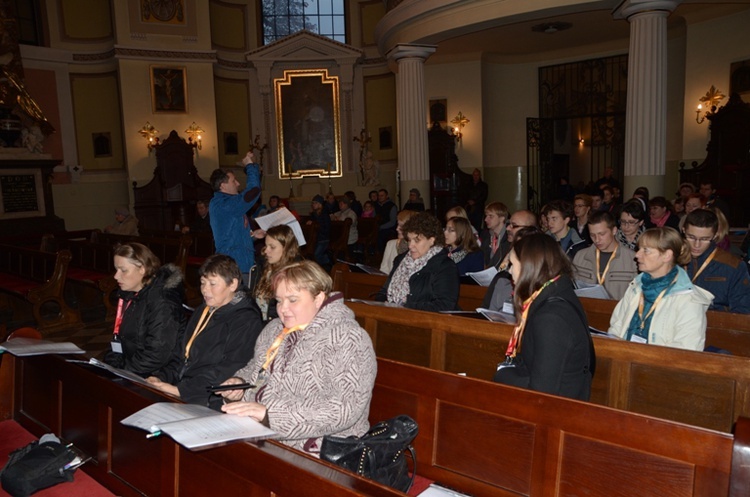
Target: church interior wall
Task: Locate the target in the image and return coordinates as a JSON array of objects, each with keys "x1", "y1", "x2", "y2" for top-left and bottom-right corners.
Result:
[
  {"x1": 214, "y1": 76, "x2": 251, "y2": 168},
  {"x1": 23, "y1": 67, "x2": 63, "y2": 160}
]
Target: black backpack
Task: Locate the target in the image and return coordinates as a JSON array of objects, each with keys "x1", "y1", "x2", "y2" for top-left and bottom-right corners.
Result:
[{"x1": 0, "y1": 439, "x2": 77, "y2": 497}]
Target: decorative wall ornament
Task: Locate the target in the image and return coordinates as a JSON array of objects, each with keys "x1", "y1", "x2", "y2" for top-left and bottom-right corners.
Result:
[{"x1": 141, "y1": 0, "x2": 185, "y2": 23}]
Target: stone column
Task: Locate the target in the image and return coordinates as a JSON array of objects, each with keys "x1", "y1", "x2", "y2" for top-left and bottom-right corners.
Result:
[
  {"x1": 614, "y1": 0, "x2": 681, "y2": 198},
  {"x1": 386, "y1": 44, "x2": 436, "y2": 208}
]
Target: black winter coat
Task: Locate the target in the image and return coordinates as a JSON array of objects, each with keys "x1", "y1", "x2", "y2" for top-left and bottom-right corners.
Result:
[
  {"x1": 155, "y1": 290, "x2": 263, "y2": 410},
  {"x1": 375, "y1": 247, "x2": 460, "y2": 312},
  {"x1": 105, "y1": 264, "x2": 187, "y2": 377},
  {"x1": 493, "y1": 276, "x2": 593, "y2": 401}
]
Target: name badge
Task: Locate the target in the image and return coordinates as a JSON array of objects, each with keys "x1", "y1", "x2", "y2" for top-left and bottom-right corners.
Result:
[
  {"x1": 502, "y1": 301, "x2": 514, "y2": 314},
  {"x1": 110, "y1": 341, "x2": 123, "y2": 354},
  {"x1": 629, "y1": 335, "x2": 647, "y2": 344}
]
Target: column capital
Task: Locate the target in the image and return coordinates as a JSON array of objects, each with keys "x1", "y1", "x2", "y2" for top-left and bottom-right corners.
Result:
[
  {"x1": 613, "y1": 0, "x2": 681, "y2": 20},
  {"x1": 386, "y1": 44, "x2": 436, "y2": 63}
]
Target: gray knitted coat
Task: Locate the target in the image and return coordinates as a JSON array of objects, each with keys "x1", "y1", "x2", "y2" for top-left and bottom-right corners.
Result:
[{"x1": 234, "y1": 292, "x2": 377, "y2": 455}]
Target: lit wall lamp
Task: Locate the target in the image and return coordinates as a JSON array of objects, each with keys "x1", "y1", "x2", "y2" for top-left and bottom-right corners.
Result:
[
  {"x1": 185, "y1": 122, "x2": 204, "y2": 149},
  {"x1": 139, "y1": 122, "x2": 160, "y2": 151},
  {"x1": 450, "y1": 111, "x2": 470, "y2": 142},
  {"x1": 695, "y1": 85, "x2": 726, "y2": 124}
]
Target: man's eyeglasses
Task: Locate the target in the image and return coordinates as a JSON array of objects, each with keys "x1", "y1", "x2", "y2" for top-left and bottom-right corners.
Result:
[
  {"x1": 507, "y1": 222, "x2": 528, "y2": 229},
  {"x1": 619, "y1": 219, "x2": 640, "y2": 226},
  {"x1": 685, "y1": 234, "x2": 713, "y2": 244}
]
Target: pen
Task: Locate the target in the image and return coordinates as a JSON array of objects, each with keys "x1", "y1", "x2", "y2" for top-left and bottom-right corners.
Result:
[
  {"x1": 146, "y1": 431, "x2": 162, "y2": 439},
  {"x1": 206, "y1": 382, "x2": 254, "y2": 393}
]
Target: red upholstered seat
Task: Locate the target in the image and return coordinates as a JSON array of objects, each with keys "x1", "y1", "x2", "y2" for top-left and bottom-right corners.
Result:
[
  {"x1": 66, "y1": 267, "x2": 109, "y2": 282},
  {"x1": 186, "y1": 255, "x2": 206, "y2": 266},
  {"x1": 0, "y1": 420, "x2": 116, "y2": 497},
  {"x1": 0, "y1": 274, "x2": 39, "y2": 296}
]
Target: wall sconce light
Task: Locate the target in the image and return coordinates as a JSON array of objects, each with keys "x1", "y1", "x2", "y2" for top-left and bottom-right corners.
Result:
[
  {"x1": 695, "y1": 85, "x2": 726, "y2": 124},
  {"x1": 450, "y1": 111, "x2": 470, "y2": 142},
  {"x1": 138, "y1": 122, "x2": 160, "y2": 151},
  {"x1": 185, "y1": 122, "x2": 204, "y2": 149}
]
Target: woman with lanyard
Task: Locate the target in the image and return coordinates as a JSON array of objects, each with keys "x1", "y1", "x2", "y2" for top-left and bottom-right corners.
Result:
[
  {"x1": 219, "y1": 261, "x2": 376, "y2": 456},
  {"x1": 105, "y1": 243, "x2": 186, "y2": 377},
  {"x1": 493, "y1": 233, "x2": 593, "y2": 401},
  {"x1": 608, "y1": 227, "x2": 713, "y2": 351},
  {"x1": 147, "y1": 255, "x2": 263, "y2": 409}
]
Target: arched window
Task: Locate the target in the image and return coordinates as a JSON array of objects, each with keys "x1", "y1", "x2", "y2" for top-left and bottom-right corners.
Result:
[{"x1": 261, "y1": 0, "x2": 346, "y2": 45}]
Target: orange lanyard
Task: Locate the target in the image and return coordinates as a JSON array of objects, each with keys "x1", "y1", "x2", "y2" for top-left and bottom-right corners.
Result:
[
  {"x1": 637, "y1": 274, "x2": 678, "y2": 331},
  {"x1": 261, "y1": 324, "x2": 307, "y2": 371},
  {"x1": 113, "y1": 298, "x2": 133, "y2": 337},
  {"x1": 690, "y1": 248, "x2": 717, "y2": 282},
  {"x1": 595, "y1": 246, "x2": 618, "y2": 285},
  {"x1": 184, "y1": 306, "x2": 216, "y2": 359},
  {"x1": 504, "y1": 276, "x2": 560, "y2": 358}
]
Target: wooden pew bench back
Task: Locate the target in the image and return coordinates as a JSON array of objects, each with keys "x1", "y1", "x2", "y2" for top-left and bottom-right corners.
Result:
[{"x1": 350, "y1": 301, "x2": 750, "y2": 433}]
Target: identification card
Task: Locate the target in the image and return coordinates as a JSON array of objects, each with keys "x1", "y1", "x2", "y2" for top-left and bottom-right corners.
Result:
[
  {"x1": 496, "y1": 357, "x2": 516, "y2": 371},
  {"x1": 110, "y1": 341, "x2": 123, "y2": 353},
  {"x1": 502, "y1": 301, "x2": 514, "y2": 314},
  {"x1": 629, "y1": 334, "x2": 647, "y2": 344}
]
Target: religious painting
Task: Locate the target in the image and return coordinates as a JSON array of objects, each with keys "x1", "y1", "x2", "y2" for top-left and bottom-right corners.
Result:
[
  {"x1": 379, "y1": 126, "x2": 392, "y2": 150},
  {"x1": 223, "y1": 132, "x2": 238, "y2": 155},
  {"x1": 274, "y1": 69, "x2": 341, "y2": 178},
  {"x1": 92, "y1": 132, "x2": 112, "y2": 157},
  {"x1": 151, "y1": 66, "x2": 188, "y2": 113}
]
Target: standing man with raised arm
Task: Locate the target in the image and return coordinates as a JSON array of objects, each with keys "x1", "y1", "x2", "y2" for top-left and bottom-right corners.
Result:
[{"x1": 209, "y1": 151, "x2": 263, "y2": 285}]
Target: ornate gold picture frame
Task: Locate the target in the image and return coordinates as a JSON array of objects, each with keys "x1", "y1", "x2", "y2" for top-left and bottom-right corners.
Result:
[
  {"x1": 274, "y1": 69, "x2": 341, "y2": 178},
  {"x1": 150, "y1": 66, "x2": 188, "y2": 113}
]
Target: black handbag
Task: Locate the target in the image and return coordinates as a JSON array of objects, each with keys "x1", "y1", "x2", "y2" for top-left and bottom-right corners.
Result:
[
  {"x1": 0, "y1": 439, "x2": 77, "y2": 497},
  {"x1": 320, "y1": 415, "x2": 418, "y2": 492}
]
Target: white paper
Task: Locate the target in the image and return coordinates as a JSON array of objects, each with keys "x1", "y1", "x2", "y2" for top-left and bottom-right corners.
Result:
[
  {"x1": 476, "y1": 307, "x2": 517, "y2": 324},
  {"x1": 0, "y1": 337, "x2": 85, "y2": 356},
  {"x1": 419, "y1": 484, "x2": 471, "y2": 496},
  {"x1": 254, "y1": 207, "x2": 306, "y2": 246},
  {"x1": 466, "y1": 267, "x2": 498, "y2": 287},
  {"x1": 348, "y1": 299, "x2": 402, "y2": 308},
  {"x1": 86, "y1": 357, "x2": 153, "y2": 387},
  {"x1": 121, "y1": 402, "x2": 277, "y2": 450},
  {"x1": 573, "y1": 280, "x2": 613, "y2": 300}
]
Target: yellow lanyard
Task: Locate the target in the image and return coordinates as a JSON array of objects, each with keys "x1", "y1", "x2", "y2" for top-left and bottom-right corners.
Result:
[
  {"x1": 261, "y1": 324, "x2": 308, "y2": 371},
  {"x1": 637, "y1": 274, "x2": 678, "y2": 331},
  {"x1": 505, "y1": 276, "x2": 560, "y2": 358},
  {"x1": 185, "y1": 306, "x2": 215, "y2": 359},
  {"x1": 689, "y1": 248, "x2": 718, "y2": 282},
  {"x1": 595, "y1": 245, "x2": 618, "y2": 285}
]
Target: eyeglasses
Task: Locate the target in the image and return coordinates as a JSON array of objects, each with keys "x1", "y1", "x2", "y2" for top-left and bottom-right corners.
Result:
[
  {"x1": 620, "y1": 219, "x2": 641, "y2": 226},
  {"x1": 507, "y1": 222, "x2": 529, "y2": 229},
  {"x1": 685, "y1": 234, "x2": 713, "y2": 244}
]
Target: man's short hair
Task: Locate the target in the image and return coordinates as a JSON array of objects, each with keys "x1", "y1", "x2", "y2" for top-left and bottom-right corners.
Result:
[
  {"x1": 699, "y1": 181, "x2": 714, "y2": 190},
  {"x1": 196, "y1": 200, "x2": 208, "y2": 208},
  {"x1": 683, "y1": 209, "x2": 719, "y2": 233},
  {"x1": 546, "y1": 200, "x2": 573, "y2": 221},
  {"x1": 588, "y1": 210, "x2": 616, "y2": 228},
  {"x1": 484, "y1": 201, "x2": 508, "y2": 218},
  {"x1": 378, "y1": 188, "x2": 388, "y2": 196},
  {"x1": 210, "y1": 168, "x2": 230, "y2": 192}
]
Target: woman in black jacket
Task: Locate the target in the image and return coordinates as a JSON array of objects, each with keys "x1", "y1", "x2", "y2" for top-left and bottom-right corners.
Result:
[
  {"x1": 493, "y1": 233, "x2": 592, "y2": 401},
  {"x1": 375, "y1": 212, "x2": 459, "y2": 312},
  {"x1": 105, "y1": 243, "x2": 186, "y2": 377},
  {"x1": 147, "y1": 254, "x2": 263, "y2": 410}
]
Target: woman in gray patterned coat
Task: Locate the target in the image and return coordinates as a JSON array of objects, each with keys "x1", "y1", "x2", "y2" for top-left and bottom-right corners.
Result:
[{"x1": 220, "y1": 260, "x2": 377, "y2": 456}]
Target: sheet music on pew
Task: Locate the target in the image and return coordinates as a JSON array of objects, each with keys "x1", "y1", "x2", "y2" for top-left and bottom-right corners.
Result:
[
  {"x1": 573, "y1": 280, "x2": 613, "y2": 300},
  {"x1": 465, "y1": 266, "x2": 498, "y2": 287},
  {"x1": 419, "y1": 484, "x2": 471, "y2": 496},
  {"x1": 121, "y1": 402, "x2": 277, "y2": 450},
  {"x1": 0, "y1": 337, "x2": 85, "y2": 356},
  {"x1": 439, "y1": 308, "x2": 517, "y2": 324},
  {"x1": 71, "y1": 357, "x2": 153, "y2": 388},
  {"x1": 254, "y1": 207, "x2": 306, "y2": 246},
  {"x1": 337, "y1": 260, "x2": 387, "y2": 275},
  {"x1": 347, "y1": 299, "x2": 403, "y2": 308}
]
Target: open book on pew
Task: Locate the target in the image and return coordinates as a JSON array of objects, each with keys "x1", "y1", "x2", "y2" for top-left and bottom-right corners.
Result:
[
  {"x1": 573, "y1": 280, "x2": 613, "y2": 300},
  {"x1": 0, "y1": 337, "x2": 85, "y2": 356},
  {"x1": 439, "y1": 308, "x2": 517, "y2": 324},
  {"x1": 121, "y1": 402, "x2": 277, "y2": 450},
  {"x1": 254, "y1": 207, "x2": 306, "y2": 246},
  {"x1": 465, "y1": 266, "x2": 498, "y2": 287},
  {"x1": 337, "y1": 260, "x2": 386, "y2": 275},
  {"x1": 588, "y1": 326, "x2": 622, "y2": 339}
]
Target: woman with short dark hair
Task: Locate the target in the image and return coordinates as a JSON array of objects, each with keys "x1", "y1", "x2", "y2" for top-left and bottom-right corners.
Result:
[
  {"x1": 493, "y1": 233, "x2": 592, "y2": 400},
  {"x1": 376, "y1": 212, "x2": 460, "y2": 311},
  {"x1": 147, "y1": 254, "x2": 263, "y2": 409},
  {"x1": 105, "y1": 242, "x2": 186, "y2": 377},
  {"x1": 616, "y1": 199, "x2": 647, "y2": 250}
]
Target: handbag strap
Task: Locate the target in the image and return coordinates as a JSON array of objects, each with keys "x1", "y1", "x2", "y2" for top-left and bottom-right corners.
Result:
[{"x1": 405, "y1": 444, "x2": 417, "y2": 492}]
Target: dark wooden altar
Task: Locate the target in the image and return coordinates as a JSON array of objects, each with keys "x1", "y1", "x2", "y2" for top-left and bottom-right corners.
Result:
[
  {"x1": 133, "y1": 131, "x2": 213, "y2": 232},
  {"x1": 0, "y1": 156, "x2": 64, "y2": 236},
  {"x1": 680, "y1": 93, "x2": 750, "y2": 226},
  {"x1": 428, "y1": 122, "x2": 472, "y2": 221}
]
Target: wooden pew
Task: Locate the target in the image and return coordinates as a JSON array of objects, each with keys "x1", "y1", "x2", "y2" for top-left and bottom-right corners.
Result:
[
  {"x1": 348, "y1": 301, "x2": 750, "y2": 433},
  {"x1": 4, "y1": 353, "x2": 749, "y2": 496},
  {"x1": 0, "y1": 244, "x2": 80, "y2": 332},
  {"x1": 580, "y1": 296, "x2": 750, "y2": 357},
  {"x1": 329, "y1": 218, "x2": 352, "y2": 262},
  {"x1": 64, "y1": 239, "x2": 119, "y2": 319}
]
